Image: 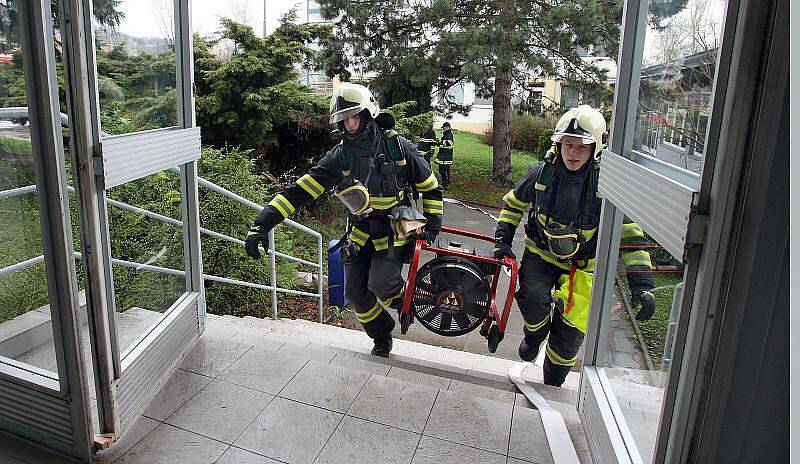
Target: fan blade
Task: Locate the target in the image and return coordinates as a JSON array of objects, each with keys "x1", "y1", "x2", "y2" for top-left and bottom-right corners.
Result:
[
  {"x1": 439, "y1": 312, "x2": 453, "y2": 331},
  {"x1": 453, "y1": 311, "x2": 472, "y2": 330},
  {"x1": 415, "y1": 280, "x2": 438, "y2": 294},
  {"x1": 418, "y1": 308, "x2": 439, "y2": 322}
]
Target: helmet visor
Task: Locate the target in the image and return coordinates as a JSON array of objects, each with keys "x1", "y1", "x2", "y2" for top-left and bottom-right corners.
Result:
[
  {"x1": 551, "y1": 133, "x2": 595, "y2": 145},
  {"x1": 552, "y1": 117, "x2": 596, "y2": 144},
  {"x1": 329, "y1": 105, "x2": 364, "y2": 125}
]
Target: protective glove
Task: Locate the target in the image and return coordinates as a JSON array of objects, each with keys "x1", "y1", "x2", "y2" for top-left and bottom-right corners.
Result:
[
  {"x1": 244, "y1": 224, "x2": 271, "y2": 259},
  {"x1": 420, "y1": 227, "x2": 440, "y2": 244},
  {"x1": 493, "y1": 243, "x2": 516, "y2": 261},
  {"x1": 631, "y1": 290, "x2": 656, "y2": 321}
]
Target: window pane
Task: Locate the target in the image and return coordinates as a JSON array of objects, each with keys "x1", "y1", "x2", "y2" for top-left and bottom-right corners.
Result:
[
  {"x1": 596, "y1": 219, "x2": 685, "y2": 462},
  {"x1": 93, "y1": 0, "x2": 177, "y2": 135},
  {"x1": 106, "y1": 169, "x2": 187, "y2": 357},
  {"x1": 631, "y1": 0, "x2": 727, "y2": 175},
  {"x1": 0, "y1": 11, "x2": 60, "y2": 378}
]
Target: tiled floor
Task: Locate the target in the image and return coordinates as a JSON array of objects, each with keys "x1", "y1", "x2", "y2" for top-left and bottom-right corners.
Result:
[{"x1": 95, "y1": 322, "x2": 573, "y2": 464}]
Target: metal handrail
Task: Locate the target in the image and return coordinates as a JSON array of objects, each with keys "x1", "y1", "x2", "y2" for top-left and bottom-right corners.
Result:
[{"x1": 0, "y1": 177, "x2": 325, "y2": 321}]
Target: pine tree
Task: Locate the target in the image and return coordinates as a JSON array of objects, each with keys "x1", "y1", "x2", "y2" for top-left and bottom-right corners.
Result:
[{"x1": 316, "y1": 0, "x2": 623, "y2": 186}]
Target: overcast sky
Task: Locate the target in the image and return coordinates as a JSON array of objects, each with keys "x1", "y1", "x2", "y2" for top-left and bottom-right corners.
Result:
[{"x1": 113, "y1": 0, "x2": 305, "y2": 38}]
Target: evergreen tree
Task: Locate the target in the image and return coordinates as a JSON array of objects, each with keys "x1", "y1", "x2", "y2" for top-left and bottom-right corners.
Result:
[{"x1": 317, "y1": 0, "x2": 624, "y2": 186}]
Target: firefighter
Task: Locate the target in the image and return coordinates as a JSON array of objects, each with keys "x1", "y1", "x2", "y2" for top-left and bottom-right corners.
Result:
[
  {"x1": 245, "y1": 83, "x2": 443, "y2": 357},
  {"x1": 435, "y1": 121, "x2": 454, "y2": 189},
  {"x1": 417, "y1": 128, "x2": 439, "y2": 165},
  {"x1": 493, "y1": 105, "x2": 656, "y2": 387}
]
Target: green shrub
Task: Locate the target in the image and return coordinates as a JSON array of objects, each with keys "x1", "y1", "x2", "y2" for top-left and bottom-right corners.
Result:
[
  {"x1": 483, "y1": 113, "x2": 557, "y2": 155},
  {"x1": 537, "y1": 129, "x2": 555, "y2": 156}
]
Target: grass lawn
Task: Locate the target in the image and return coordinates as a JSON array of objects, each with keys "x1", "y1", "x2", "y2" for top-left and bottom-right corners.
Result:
[{"x1": 433, "y1": 130, "x2": 540, "y2": 206}]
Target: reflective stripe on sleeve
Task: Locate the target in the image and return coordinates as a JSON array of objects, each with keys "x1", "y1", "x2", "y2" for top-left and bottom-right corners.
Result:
[
  {"x1": 296, "y1": 174, "x2": 325, "y2": 198},
  {"x1": 268, "y1": 194, "x2": 295, "y2": 218},
  {"x1": 621, "y1": 250, "x2": 653, "y2": 268},
  {"x1": 503, "y1": 190, "x2": 530, "y2": 210},
  {"x1": 498, "y1": 208, "x2": 523, "y2": 226},
  {"x1": 423, "y1": 199, "x2": 444, "y2": 215},
  {"x1": 370, "y1": 192, "x2": 403, "y2": 210},
  {"x1": 415, "y1": 172, "x2": 439, "y2": 192},
  {"x1": 621, "y1": 222, "x2": 645, "y2": 239},
  {"x1": 373, "y1": 236, "x2": 389, "y2": 251},
  {"x1": 349, "y1": 227, "x2": 369, "y2": 246}
]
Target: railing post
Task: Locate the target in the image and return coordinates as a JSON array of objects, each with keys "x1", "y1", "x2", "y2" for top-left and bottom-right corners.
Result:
[
  {"x1": 317, "y1": 236, "x2": 324, "y2": 323},
  {"x1": 268, "y1": 229, "x2": 278, "y2": 320}
]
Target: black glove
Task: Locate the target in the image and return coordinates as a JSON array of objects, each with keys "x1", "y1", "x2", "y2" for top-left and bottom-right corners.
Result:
[
  {"x1": 420, "y1": 227, "x2": 440, "y2": 244},
  {"x1": 493, "y1": 243, "x2": 516, "y2": 260},
  {"x1": 245, "y1": 224, "x2": 271, "y2": 259},
  {"x1": 631, "y1": 290, "x2": 656, "y2": 321}
]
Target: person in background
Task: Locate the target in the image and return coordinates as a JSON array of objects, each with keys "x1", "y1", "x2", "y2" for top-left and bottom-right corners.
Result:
[{"x1": 435, "y1": 121, "x2": 454, "y2": 189}]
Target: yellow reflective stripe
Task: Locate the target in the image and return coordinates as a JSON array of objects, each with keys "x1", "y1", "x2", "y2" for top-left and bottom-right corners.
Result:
[
  {"x1": 499, "y1": 209, "x2": 522, "y2": 227},
  {"x1": 524, "y1": 234, "x2": 595, "y2": 272},
  {"x1": 415, "y1": 172, "x2": 439, "y2": 191},
  {"x1": 525, "y1": 314, "x2": 550, "y2": 332},
  {"x1": 370, "y1": 192, "x2": 403, "y2": 210},
  {"x1": 534, "y1": 182, "x2": 547, "y2": 191},
  {"x1": 349, "y1": 227, "x2": 369, "y2": 246},
  {"x1": 434, "y1": 159, "x2": 453, "y2": 165},
  {"x1": 373, "y1": 236, "x2": 389, "y2": 251},
  {"x1": 423, "y1": 199, "x2": 444, "y2": 215},
  {"x1": 394, "y1": 236, "x2": 409, "y2": 246},
  {"x1": 379, "y1": 289, "x2": 404, "y2": 308},
  {"x1": 296, "y1": 174, "x2": 324, "y2": 198},
  {"x1": 355, "y1": 301, "x2": 383, "y2": 323},
  {"x1": 621, "y1": 250, "x2": 652, "y2": 268},
  {"x1": 503, "y1": 190, "x2": 530, "y2": 210},
  {"x1": 268, "y1": 194, "x2": 295, "y2": 218},
  {"x1": 546, "y1": 345, "x2": 577, "y2": 366},
  {"x1": 621, "y1": 222, "x2": 645, "y2": 239},
  {"x1": 441, "y1": 140, "x2": 454, "y2": 148}
]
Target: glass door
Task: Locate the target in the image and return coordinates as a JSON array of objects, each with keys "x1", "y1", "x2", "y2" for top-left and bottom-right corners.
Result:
[
  {"x1": 579, "y1": 0, "x2": 729, "y2": 462},
  {"x1": 62, "y1": 0, "x2": 204, "y2": 438}
]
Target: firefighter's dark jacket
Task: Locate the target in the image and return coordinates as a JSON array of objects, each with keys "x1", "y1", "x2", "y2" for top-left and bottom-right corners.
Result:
[
  {"x1": 495, "y1": 149, "x2": 654, "y2": 291},
  {"x1": 256, "y1": 131, "x2": 443, "y2": 252},
  {"x1": 436, "y1": 129, "x2": 454, "y2": 164}
]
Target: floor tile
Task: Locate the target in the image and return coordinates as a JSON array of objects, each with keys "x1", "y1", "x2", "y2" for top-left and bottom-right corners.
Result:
[
  {"x1": 329, "y1": 353, "x2": 391, "y2": 375},
  {"x1": 218, "y1": 348, "x2": 308, "y2": 394},
  {"x1": 234, "y1": 397, "x2": 342, "y2": 464},
  {"x1": 448, "y1": 380, "x2": 516, "y2": 405},
  {"x1": 279, "y1": 361, "x2": 369, "y2": 412},
  {"x1": 142, "y1": 369, "x2": 212, "y2": 421},
  {"x1": 215, "y1": 446, "x2": 283, "y2": 464},
  {"x1": 164, "y1": 380, "x2": 273, "y2": 443},
  {"x1": 229, "y1": 330, "x2": 285, "y2": 351},
  {"x1": 315, "y1": 416, "x2": 419, "y2": 464},
  {"x1": 411, "y1": 436, "x2": 506, "y2": 464},
  {"x1": 277, "y1": 342, "x2": 341, "y2": 363},
  {"x1": 387, "y1": 366, "x2": 452, "y2": 390},
  {"x1": 423, "y1": 390, "x2": 513, "y2": 455},
  {"x1": 117, "y1": 423, "x2": 227, "y2": 464},
  {"x1": 348, "y1": 375, "x2": 438, "y2": 432},
  {"x1": 95, "y1": 415, "x2": 159, "y2": 463},
  {"x1": 178, "y1": 336, "x2": 252, "y2": 378},
  {"x1": 508, "y1": 407, "x2": 553, "y2": 463}
]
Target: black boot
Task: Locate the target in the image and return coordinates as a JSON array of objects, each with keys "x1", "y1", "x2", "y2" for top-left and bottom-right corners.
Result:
[
  {"x1": 371, "y1": 336, "x2": 393, "y2": 358},
  {"x1": 518, "y1": 339, "x2": 539, "y2": 362}
]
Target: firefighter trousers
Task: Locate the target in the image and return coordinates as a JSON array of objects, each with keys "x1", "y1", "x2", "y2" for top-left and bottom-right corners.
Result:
[
  {"x1": 516, "y1": 250, "x2": 585, "y2": 387},
  {"x1": 438, "y1": 163, "x2": 451, "y2": 188},
  {"x1": 343, "y1": 240, "x2": 405, "y2": 341}
]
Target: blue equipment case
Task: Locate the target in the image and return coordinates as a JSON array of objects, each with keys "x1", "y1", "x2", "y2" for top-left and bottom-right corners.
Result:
[{"x1": 327, "y1": 239, "x2": 348, "y2": 307}]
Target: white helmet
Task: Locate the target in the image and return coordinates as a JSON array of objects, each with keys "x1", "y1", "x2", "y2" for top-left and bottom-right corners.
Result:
[
  {"x1": 551, "y1": 105, "x2": 608, "y2": 159},
  {"x1": 329, "y1": 83, "x2": 380, "y2": 125}
]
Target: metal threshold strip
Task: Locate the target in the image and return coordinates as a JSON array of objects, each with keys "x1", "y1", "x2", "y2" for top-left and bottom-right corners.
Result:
[{"x1": 509, "y1": 362, "x2": 581, "y2": 464}]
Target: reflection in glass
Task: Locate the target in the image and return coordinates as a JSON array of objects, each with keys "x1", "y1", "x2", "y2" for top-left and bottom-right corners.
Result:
[
  {"x1": 0, "y1": 9, "x2": 59, "y2": 376},
  {"x1": 631, "y1": 0, "x2": 727, "y2": 174},
  {"x1": 106, "y1": 169, "x2": 186, "y2": 355},
  {"x1": 93, "y1": 0, "x2": 177, "y2": 135},
  {"x1": 598, "y1": 220, "x2": 684, "y2": 463}
]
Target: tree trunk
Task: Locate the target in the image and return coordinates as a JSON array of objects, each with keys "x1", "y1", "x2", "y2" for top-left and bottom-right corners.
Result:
[{"x1": 491, "y1": 66, "x2": 513, "y2": 187}]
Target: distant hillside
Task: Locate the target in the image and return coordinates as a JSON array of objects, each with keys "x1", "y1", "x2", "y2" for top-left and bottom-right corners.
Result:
[{"x1": 95, "y1": 29, "x2": 171, "y2": 55}]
